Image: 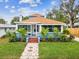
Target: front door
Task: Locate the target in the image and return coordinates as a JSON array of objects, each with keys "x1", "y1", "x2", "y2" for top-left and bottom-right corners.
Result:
[{"x1": 32, "y1": 24, "x2": 39, "y2": 36}]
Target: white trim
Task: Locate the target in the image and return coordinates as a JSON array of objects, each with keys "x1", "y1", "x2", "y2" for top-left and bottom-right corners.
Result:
[
  {"x1": 39, "y1": 25, "x2": 42, "y2": 32},
  {"x1": 41, "y1": 24, "x2": 66, "y2": 26},
  {"x1": 61, "y1": 25, "x2": 63, "y2": 33},
  {"x1": 15, "y1": 22, "x2": 66, "y2": 26}
]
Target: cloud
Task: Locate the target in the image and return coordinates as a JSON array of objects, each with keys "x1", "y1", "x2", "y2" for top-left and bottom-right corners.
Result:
[
  {"x1": 11, "y1": 6, "x2": 15, "y2": 8},
  {"x1": 19, "y1": 0, "x2": 41, "y2": 7},
  {"x1": 51, "y1": 1, "x2": 56, "y2": 5},
  {"x1": 5, "y1": 5, "x2": 9, "y2": 9},
  {"x1": 30, "y1": 3, "x2": 38, "y2": 7},
  {"x1": 5, "y1": 0, "x2": 9, "y2": 2},
  {"x1": 19, "y1": 0, "x2": 32, "y2": 4},
  {"x1": 10, "y1": 9, "x2": 15, "y2": 13},
  {"x1": 18, "y1": 8, "x2": 27, "y2": 14},
  {"x1": 17, "y1": 7, "x2": 42, "y2": 16}
]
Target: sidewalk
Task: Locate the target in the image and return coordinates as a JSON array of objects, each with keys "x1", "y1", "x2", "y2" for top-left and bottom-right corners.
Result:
[
  {"x1": 74, "y1": 37, "x2": 79, "y2": 42},
  {"x1": 20, "y1": 43, "x2": 39, "y2": 59}
]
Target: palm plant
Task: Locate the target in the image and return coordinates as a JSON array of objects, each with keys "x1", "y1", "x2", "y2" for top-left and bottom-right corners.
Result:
[
  {"x1": 17, "y1": 28, "x2": 27, "y2": 41},
  {"x1": 41, "y1": 27, "x2": 49, "y2": 41}
]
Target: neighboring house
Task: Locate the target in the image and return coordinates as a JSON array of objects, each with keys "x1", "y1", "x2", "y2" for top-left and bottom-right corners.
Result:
[
  {"x1": 0, "y1": 24, "x2": 16, "y2": 37},
  {"x1": 74, "y1": 22, "x2": 79, "y2": 27},
  {"x1": 16, "y1": 14, "x2": 66, "y2": 37}
]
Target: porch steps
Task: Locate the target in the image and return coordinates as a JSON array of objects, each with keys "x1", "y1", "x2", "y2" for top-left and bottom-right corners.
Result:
[{"x1": 29, "y1": 38, "x2": 38, "y2": 43}]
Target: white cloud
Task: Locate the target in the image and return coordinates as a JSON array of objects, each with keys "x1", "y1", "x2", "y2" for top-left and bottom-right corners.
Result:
[
  {"x1": 5, "y1": 0, "x2": 9, "y2": 2},
  {"x1": 10, "y1": 9, "x2": 15, "y2": 13},
  {"x1": 5, "y1": 5, "x2": 9, "y2": 9},
  {"x1": 19, "y1": 0, "x2": 41, "y2": 7},
  {"x1": 11, "y1": 6, "x2": 15, "y2": 8},
  {"x1": 51, "y1": 1, "x2": 56, "y2": 5},
  {"x1": 30, "y1": 3, "x2": 38, "y2": 7},
  {"x1": 18, "y1": 8, "x2": 27, "y2": 14},
  {"x1": 18, "y1": 8, "x2": 42, "y2": 16},
  {"x1": 19, "y1": 0, "x2": 32, "y2": 4}
]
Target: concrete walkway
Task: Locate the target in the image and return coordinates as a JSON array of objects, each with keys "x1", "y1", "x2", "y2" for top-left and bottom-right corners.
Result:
[
  {"x1": 74, "y1": 37, "x2": 79, "y2": 42},
  {"x1": 20, "y1": 43, "x2": 39, "y2": 59}
]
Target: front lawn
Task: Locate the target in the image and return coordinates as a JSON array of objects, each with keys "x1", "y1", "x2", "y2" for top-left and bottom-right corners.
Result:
[
  {"x1": 39, "y1": 42, "x2": 79, "y2": 59},
  {"x1": 0, "y1": 37, "x2": 26, "y2": 59}
]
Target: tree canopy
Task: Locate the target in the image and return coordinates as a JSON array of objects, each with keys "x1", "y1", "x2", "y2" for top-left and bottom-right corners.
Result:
[
  {"x1": 47, "y1": 0, "x2": 79, "y2": 28},
  {"x1": 11, "y1": 16, "x2": 19, "y2": 25},
  {"x1": 0, "y1": 18, "x2": 6, "y2": 24},
  {"x1": 11, "y1": 16, "x2": 29, "y2": 24}
]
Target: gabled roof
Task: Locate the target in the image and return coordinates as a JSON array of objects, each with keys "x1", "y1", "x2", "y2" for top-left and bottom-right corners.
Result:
[{"x1": 21, "y1": 17, "x2": 65, "y2": 25}]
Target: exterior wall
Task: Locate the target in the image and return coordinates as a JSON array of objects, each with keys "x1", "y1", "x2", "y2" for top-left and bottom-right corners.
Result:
[
  {"x1": 16, "y1": 23, "x2": 64, "y2": 37},
  {"x1": 0, "y1": 27, "x2": 16, "y2": 38},
  {"x1": 0, "y1": 29, "x2": 6, "y2": 38}
]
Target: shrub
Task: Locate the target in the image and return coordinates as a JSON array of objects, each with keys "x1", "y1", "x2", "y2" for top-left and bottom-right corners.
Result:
[
  {"x1": 53, "y1": 27, "x2": 60, "y2": 41},
  {"x1": 63, "y1": 29, "x2": 70, "y2": 35},
  {"x1": 17, "y1": 28, "x2": 27, "y2": 42},
  {"x1": 7, "y1": 32, "x2": 16, "y2": 42},
  {"x1": 59, "y1": 34, "x2": 73, "y2": 42},
  {"x1": 41, "y1": 27, "x2": 49, "y2": 42},
  {"x1": 60, "y1": 34, "x2": 67, "y2": 42},
  {"x1": 48, "y1": 35, "x2": 53, "y2": 42}
]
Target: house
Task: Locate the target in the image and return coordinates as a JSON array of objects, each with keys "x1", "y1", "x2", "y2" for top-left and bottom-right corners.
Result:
[
  {"x1": 0, "y1": 24, "x2": 16, "y2": 37},
  {"x1": 16, "y1": 14, "x2": 66, "y2": 37}
]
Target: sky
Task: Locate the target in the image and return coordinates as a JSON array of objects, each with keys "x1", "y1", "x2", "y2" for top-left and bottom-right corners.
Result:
[{"x1": 0, "y1": 0, "x2": 61, "y2": 23}]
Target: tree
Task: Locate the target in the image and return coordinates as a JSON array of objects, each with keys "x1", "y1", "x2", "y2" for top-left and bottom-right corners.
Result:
[
  {"x1": 0, "y1": 18, "x2": 6, "y2": 24},
  {"x1": 11, "y1": 16, "x2": 29, "y2": 24},
  {"x1": 46, "y1": 9, "x2": 68, "y2": 23},
  {"x1": 47, "y1": 0, "x2": 79, "y2": 28},
  {"x1": 60, "y1": 0, "x2": 79, "y2": 27},
  {"x1": 11, "y1": 16, "x2": 19, "y2": 25},
  {"x1": 22, "y1": 16, "x2": 29, "y2": 20}
]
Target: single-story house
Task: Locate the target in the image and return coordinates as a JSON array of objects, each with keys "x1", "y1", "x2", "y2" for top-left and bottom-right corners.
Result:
[
  {"x1": 16, "y1": 14, "x2": 66, "y2": 37},
  {"x1": 0, "y1": 24, "x2": 16, "y2": 37}
]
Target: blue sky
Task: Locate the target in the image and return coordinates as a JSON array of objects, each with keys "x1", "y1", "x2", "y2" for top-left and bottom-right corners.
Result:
[{"x1": 0, "y1": 0, "x2": 61, "y2": 23}]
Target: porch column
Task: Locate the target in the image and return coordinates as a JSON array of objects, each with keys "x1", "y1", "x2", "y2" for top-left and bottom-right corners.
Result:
[
  {"x1": 39, "y1": 25, "x2": 42, "y2": 32},
  {"x1": 16, "y1": 24, "x2": 18, "y2": 30},
  {"x1": 36, "y1": 24, "x2": 37, "y2": 36},
  {"x1": 31, "y1": 25, "x2": 32, "y2": 35},
  {"x1": 61, "y1": 25, "x2": 63, "y2": 33}
]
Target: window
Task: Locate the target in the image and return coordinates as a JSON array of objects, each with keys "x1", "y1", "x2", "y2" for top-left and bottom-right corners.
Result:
[
  {"x1": 18, "y1": 25, "x2": 31, "y2": 32},
  {"x1": 42, "y1": 25, "x2": 61, "y2": 32},
  {"x1": 53, "y1": 25, "x2": 61, "y2": 32},
  {"x1": 42, "y1": 25, "x2": 53, "y2": 32}
]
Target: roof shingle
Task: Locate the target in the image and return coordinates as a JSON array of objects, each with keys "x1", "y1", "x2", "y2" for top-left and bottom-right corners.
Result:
[{"x1": 22, "y1": 17, "x2": 65, "y2": 24}]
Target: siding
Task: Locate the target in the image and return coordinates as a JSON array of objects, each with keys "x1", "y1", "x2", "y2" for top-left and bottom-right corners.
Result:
[{"x1": 0, "y1": 29, "x2": 6, "y2": 37}]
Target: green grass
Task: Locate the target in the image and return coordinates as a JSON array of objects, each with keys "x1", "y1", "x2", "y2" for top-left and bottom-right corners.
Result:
[
  {"x1": 0, "y1": 37, "x2": 26, "y2": 59},
  {"x1": 39, "y1": 42, "x2": 79, "y2": 59}
]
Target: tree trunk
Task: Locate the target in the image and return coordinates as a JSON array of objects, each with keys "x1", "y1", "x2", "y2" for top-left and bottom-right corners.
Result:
[{"x1": 70, "y1": 20, "x2": 74, "y2": 28}]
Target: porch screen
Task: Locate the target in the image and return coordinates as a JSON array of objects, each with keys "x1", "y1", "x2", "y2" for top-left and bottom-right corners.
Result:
[
  {"x1": 42, "y1": 25, "x2": 61, "y2": 32},
  {"x1": 18, "y1": 25, "x2": 31, "y2": 32}
]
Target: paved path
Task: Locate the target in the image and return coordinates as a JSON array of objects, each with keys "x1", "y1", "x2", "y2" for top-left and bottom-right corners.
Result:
[
  {"x1": 74, "y1": 37, "x2": 79, "y2": 42},
  {"x1": 20, "y1": 43, "x2": 39, "y2": 59}
]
